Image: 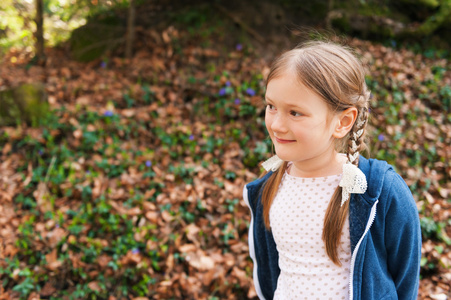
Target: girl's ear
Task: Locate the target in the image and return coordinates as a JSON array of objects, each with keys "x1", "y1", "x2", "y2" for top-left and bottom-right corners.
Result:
[{"x1": 333, "y1": 107, "x2": 358, "y2": 138}]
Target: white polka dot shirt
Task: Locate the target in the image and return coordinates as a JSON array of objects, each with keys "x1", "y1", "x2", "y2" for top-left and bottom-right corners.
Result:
[{"x1": 270, "y1": 164, "x2": 351, "y2": 300}]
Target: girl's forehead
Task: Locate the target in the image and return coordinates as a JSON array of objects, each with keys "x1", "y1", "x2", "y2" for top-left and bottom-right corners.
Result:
[
  {"x1": 267, "y1": 69, "x2": 309, "y2": 90},
  {"x1": 266, "y1": 75, "x2": 340, "y2": 118},
  {"x1": 266, "y1": 73, "x2": 314, "y2": 97}
]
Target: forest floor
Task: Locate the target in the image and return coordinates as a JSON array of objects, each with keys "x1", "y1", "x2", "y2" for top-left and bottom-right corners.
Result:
[{"x1": 0, "y1": 2, "x2": 450, "y2": 299}]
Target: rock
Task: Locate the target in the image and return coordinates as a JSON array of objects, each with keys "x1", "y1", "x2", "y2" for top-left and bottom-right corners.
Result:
[{"x1": 0, "y1": 83, "x2": 49, "y2": 127}]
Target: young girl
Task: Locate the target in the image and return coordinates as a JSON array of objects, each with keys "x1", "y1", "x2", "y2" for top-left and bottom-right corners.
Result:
[{"x1": 243, "y1": 41, "x2": 421, "y2": 300}]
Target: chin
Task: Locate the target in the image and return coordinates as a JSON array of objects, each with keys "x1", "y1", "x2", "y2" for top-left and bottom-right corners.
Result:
[{"x1": 274, "y1": 149, "x2": 292, "y2": 162}]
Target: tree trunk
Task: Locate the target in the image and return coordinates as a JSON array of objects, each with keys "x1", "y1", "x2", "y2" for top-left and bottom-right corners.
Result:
[
  {"x1": 35, "y1": 0, "x2": 45, "y2": 65},
  {"x1": 125, "y1": 0, "x2": 135, "y2": 59}
]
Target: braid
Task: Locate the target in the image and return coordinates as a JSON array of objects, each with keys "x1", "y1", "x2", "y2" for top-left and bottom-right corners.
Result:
[{"x1": 347, "y1": 93, "x2": 370, "y2": 166}]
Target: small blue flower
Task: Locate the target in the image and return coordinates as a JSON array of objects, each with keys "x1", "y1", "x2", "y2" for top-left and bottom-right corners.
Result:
[
  {"x1": 189, "y1": 134, "x2": 194, "y2": 141},
  {"x1": 104, "y1": 110, "x2": 114, "y2": 117},
  {"x1": 236, "y1": 44, "x2": 243, "y2": 51},
  {"x1": 234, "y1": 98, "x2": 241, "y2": 105},
  {"x1": 145, "y1": 160, "x2": 152, "y2": 167},
  {"x1": 38, "y1": 149, "x2": 44, "y2": 155},
  {"x1": 100, "y1": 61, "x2": 107, "y2": 68},
  {"x1": 132, "y1": 248, "x2": 140, "y2": 254},
  {"x1": 225, "y1": 81, "x2": 231, "y2": 87},
  {"x1": 55, "y1": 224, "x2": 60, "y2": 228},
  {"x1": 219, "y1": 88, "x2": 227, "y2": 96},
  {"x1": 246, "y1": 88, "x2": 256, "y2": 96},
  {"x1": 378, "y1": 134, "x2": 385, "y2": 141}
]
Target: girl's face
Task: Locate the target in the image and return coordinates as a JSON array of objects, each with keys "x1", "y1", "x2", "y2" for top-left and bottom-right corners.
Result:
[{"x1": 265, "y1": 72, "x2": 341, "y2": 174}]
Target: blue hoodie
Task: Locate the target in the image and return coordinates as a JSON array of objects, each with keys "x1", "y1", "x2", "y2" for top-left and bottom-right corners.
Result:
[{"x1": 243, "y1": 156, "x2": 421, "y2": 300}]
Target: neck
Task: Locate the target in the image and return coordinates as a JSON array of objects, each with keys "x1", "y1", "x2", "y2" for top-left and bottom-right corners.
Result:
[{"x1": 290, "y1": 151, "x2": 346, "y2": 178}]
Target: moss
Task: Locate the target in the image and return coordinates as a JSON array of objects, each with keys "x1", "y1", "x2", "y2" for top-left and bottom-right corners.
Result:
[
  {"x1": 399, "y1": 0, "x2": 440, "y2": 8},
  {"x1": 417, "y1": 0, "x2": 451, "y2": 35},
  {"x1": 0, "y1": 88, "x2": 21, "y2": 125},
  {"x1": 0, "y1": 83, "x2": 49, "y2": 127}
]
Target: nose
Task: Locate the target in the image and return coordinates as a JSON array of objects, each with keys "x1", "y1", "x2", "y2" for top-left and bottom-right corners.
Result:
[{"x1": 269, "y1": 112, "x2": 288, "y2": 134}]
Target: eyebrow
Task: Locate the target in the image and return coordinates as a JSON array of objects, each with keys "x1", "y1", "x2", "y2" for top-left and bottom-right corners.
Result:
[{"x1": 265, "y1": 96, "x2": 304, "y2": 110}]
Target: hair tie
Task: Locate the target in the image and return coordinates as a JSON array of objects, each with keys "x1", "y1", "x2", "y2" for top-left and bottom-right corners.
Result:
[
  {"x1": 261, "y1": 155, "x2": 284, "y2": 172},
  {"x1": 339, "y1": 161, "x2": 367, "y2": 206}
]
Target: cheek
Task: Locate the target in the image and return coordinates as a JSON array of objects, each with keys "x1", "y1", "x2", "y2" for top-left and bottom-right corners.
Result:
[
  {"x1": 265, "y1": 112, "x2": 273, "y2": 133},
  {"x1": 292, "y1": 127, "x2": 309, "y2": 141},
  {"x1": 293, "y1": 123, "x2": 325, "y2": 142}
]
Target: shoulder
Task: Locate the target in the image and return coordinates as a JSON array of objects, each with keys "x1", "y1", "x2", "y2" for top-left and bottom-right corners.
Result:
[
  {"x1": 245, "y1": 171, "x2": 273, "y2": 192},
  {"x1": 243, "y1": 171, "x2": 273, "y2": 209},
  {"x1": 381, "y1": 170, "x2": 418, "y2": 218},
  {"x1": 359, "y1": 156, "x2": 417, "y2": 218}
]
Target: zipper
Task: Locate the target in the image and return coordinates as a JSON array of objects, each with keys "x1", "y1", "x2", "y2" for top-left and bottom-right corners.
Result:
[{"x1": 348, "y1": 200, "x2": 379, "y2": 300}]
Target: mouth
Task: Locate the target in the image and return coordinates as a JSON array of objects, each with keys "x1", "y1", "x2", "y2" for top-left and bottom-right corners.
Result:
[{"x1": 274, "y1": 136, "x2": 296, "y2": 144}]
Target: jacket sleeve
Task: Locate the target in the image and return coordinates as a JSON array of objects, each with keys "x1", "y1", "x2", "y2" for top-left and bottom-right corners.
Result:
[{"x1": 384, "y1": 171, "x2": 422, "y2": 300}]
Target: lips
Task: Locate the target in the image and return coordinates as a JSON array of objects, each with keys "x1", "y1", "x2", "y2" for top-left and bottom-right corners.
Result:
[{"x1": 274, "y1": 136, "x2": 296, "y2": 144}]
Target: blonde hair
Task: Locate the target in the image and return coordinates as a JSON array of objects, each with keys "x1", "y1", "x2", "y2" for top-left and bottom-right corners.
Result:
[{"x1": 261, "y1": 41, "x2": 370, "y2": 265}]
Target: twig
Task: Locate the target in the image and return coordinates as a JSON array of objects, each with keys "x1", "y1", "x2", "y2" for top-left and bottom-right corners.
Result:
[{"x1": 44, "y1": 156, "x2": 56, "y2": 184}]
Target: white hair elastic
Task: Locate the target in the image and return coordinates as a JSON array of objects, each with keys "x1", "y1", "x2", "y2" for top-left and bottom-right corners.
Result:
[
  {"x1": 339, "y1": 162, "x2": 367, "y2": 206},
  {"x1": 261, "y1": 155, "x2": 284, "y2": 172}
]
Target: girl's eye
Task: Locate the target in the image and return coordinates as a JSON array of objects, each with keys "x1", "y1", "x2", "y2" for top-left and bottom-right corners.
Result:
[
  {"x1": 267, "y1": 104, "x2": 276, "y2": 110},
  {"x1": 290, "y1": 110, "x2": 302, "y2": 117}
]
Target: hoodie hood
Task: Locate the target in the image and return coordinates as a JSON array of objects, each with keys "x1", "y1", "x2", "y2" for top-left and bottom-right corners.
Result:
[{"x1": 358, "y1": 156, "x2": 393, "y2": 203}]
